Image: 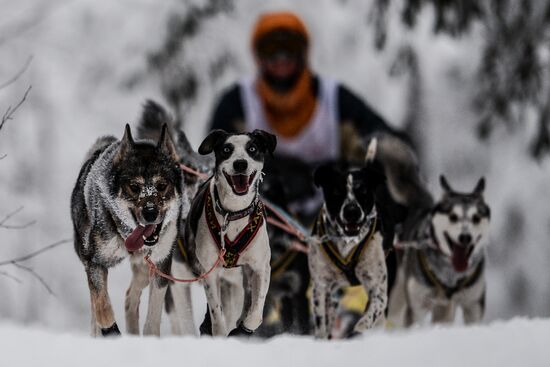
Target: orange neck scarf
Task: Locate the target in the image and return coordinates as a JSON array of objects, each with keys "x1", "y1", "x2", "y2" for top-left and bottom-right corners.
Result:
[{"x1": 256, "y1": 70, "x2": 317, "y2": 138}]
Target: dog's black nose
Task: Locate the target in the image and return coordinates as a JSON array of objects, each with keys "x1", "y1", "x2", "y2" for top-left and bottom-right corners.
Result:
[
  {"x1": 343, "y1": 203, "x2": 362, "y2": 223},
  {"x1": 233, "y1": 159, "x2": 248, "y2": 173},
  {"x1": 458, "y1": 233, "x2": 472, "y2": 245},
  {"x1": 142, "y1": 207, "x2": 159, "y2": 223}
]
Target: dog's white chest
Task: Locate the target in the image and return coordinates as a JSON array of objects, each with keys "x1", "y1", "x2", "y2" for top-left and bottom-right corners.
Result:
[{"x1": 335, "y1": 241, "x2": 357, "y2": 259}]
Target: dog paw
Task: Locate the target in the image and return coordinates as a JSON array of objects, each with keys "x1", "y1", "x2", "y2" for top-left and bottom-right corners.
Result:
[
  {"x1": 228, "y1": 323, "x2": 253, "y2": 337},
  {"x1": 101, "y1": 323, "x2": 121, "y2": 337}
]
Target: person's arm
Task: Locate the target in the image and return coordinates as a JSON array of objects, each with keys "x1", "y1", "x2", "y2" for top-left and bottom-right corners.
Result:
[
  {"x1": 209, "y1": 84, "x2": 245, "y2": 133},
  {"x1": 338, "y1": 85, "x2": 408, "y2": 140}
]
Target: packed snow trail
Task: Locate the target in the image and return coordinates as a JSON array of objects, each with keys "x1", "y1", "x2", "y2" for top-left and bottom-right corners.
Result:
[{"x1": 0, "y1": 318, "x2": 547, "y2": 367}]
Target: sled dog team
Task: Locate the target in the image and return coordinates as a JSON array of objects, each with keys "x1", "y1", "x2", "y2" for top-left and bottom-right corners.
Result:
[{"x1": 71, "y1": 101, "x2": 491, "y2": 338}]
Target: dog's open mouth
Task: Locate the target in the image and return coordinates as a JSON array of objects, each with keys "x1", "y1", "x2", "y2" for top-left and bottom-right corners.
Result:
[
  {"x1": 224, "y1": 171, "x2": 257, "y2": 196},
  {"x1": 342, "y1": 223, "x2": 362, "y2": 236},
  {"x1": 125, "y1": 222, "x2": 163, "y2": 252},
  {"x1": 339, "y1": 218, "x2": 366, "y2": 237},
  {"x1": 445, "y1": 232, "x2": 474, "y2": 273}
]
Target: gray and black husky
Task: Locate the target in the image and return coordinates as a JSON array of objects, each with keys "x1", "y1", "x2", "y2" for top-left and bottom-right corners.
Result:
[
  {"x1": 71, "y1": 121, "x2": 183, "y2": 337},
  {"x1": 368, "y1": 135, "x2": 491, "y2": 326}
]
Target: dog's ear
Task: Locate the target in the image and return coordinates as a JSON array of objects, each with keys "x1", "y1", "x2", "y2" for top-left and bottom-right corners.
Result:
[
  {"x1": 198, "y1": 129, "x2": 228, "y2": 155},
  {"x1": 439, "y1": 175, "x2": 453, "y2": 194},
  {"x1": 250, "y1": 129, "x2": 277, "y2": 156},
  {"x1": 114, "y1": 124, "x2": 134, "y2": 164},
  {"x1": 157, "y1": 124, "x2": 179, "y2": 161},
  {"x1": 313, "y1": 163, "x2": 335, "y2": 188},
  {"x1": 473, "y1": 177, "x2": 485, "y2": 196}
]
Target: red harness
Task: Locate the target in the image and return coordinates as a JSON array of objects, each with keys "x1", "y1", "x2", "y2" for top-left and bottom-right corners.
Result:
[{"x1": 204, "y1": 188, "x2": 265, "y2": 268}]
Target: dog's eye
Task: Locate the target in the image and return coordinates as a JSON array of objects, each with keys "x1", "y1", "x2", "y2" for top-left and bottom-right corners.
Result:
[
  {"x1": 156, "y1": 182, "x2": 168, "y2": 192},
  {"x1": 449, "y1": 213, "x2": 459, "y2": 223},
  {"x1": 128, "y1": 183, "x2": 141, "y2": 194},
  {"x1": 248, "y1": 145, "x2": 257, "y2": 153},
  {"x1": 222, "y1": 145, "x2": 232, "y2": 154},
  {"x1": 472, "y1": 214, "x2": 481, "y2": 225}
]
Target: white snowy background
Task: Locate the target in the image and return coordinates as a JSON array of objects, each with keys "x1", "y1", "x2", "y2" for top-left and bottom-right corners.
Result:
[{"x1": 0, "y1": 0, "x2": 548, "y2": 365}]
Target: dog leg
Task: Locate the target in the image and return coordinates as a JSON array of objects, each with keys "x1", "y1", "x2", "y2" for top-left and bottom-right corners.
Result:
[
  {"x1": 125, "y1": 256, "x2": 150, "y2": 335},
  {"x1": 404, "y1": 278, "x2": 430, "y2": 327},
  {"x1": 238, "y1": 263, "x2": 270, "y2": 332},
  {"x1": 203, "y1": 270, "x2": 228, "y2": 336},
  {"x1": 405, "y1": 302, "x2": 430, "y2": 327},
  {"x1": 143, "y1": 275, "x2": 168, "y2": 336},
  {"x1": 311, "y1": 282, "x2": 329, "y2": 339},
  {"x1": 326, "y1": 287, "x2": 339, "y2": 339},
  {"x1": 432, "y1": 303, "x2": 456, "y2": 324},
  {"x1": 387, "y1": 265, "x2": 409, "y2": 328},
  {"x1": 281, "y1": 294, "x2": 310, "y2": 334},
  {"x1": 170, "y1": 283, "x2": 196, "y2": 335},
  {"x1": 354, "y1": 267, "x2": 387, "y2": 333},
  {"x1": 89, "y1": 293, "x2": 99, "y2": 337},
  {"x1": 86, "y1": 264, "x2": 119, "y2": 336},
  {"x1": 165, "y1": 286, "x2": 182, "y2": 335},
  {"x1": 462, "y1": 295, "x2": 485, "y2": 325},
  {"x1": 223, "y1": 270, "x2": 245, "y2": 332},
  {"x1": 170, "y1": 261, "x2": 198, "y2": 335}
]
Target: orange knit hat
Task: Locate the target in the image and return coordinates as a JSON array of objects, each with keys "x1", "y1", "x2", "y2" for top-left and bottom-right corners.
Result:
[{"x1": 251, "y1": 11, "x2": 309, "y2": 53}]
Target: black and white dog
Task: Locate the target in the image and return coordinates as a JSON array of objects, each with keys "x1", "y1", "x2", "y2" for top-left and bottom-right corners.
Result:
[
  {"x1": 368, "y1": 135, "x2": 491, "y2": 326},
  {"x1": 170, "y1": 129, "x2": 277, "y2": 336},
  {"x1": 308, "y1": 161, "x2": 394, "y2": 339},
  {"x1": 71, "y1": 123, "x2": 182, "y2": 337}
]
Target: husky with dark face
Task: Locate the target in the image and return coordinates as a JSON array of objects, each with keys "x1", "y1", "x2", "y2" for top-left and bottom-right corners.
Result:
[
  {"x1": 170, "y1": 129, "x2": 277, "y2": 336},
  {"x1": 71, "y1": 123, "x2": 182, "y2": 337},
  {"x1": 309, "y1": 161, "x2": 392, "y2": 339},
  {"x1": 368, "y1": 134, "x2": 491, "y2": 326}
]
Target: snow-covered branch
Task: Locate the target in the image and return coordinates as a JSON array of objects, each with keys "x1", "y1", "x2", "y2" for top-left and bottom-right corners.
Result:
[
  {"x1": 0, "y1": 55, "x2": 32, "y2": 90},
  {"x1": 0, "y1": 206, "x2": 36, "y2": 230},
  {"x1": 0, "y1": 238, "x2": 72, "y2": 296},
  {"x1": 0, "y1": 85, "x2": 32, "y2": 132}
]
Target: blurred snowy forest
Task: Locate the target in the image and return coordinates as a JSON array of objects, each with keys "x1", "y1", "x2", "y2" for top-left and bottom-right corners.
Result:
[{"x1": 1, "y1": 0, "x2": 549, "y2": 333}]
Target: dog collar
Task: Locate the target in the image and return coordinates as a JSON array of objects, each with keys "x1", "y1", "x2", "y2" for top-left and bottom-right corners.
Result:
[{"x1": 213, "y1": 186, "x2": 259, "y2": 222}]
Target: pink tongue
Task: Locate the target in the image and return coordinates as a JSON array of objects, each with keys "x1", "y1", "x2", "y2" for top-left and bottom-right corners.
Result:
[
  {"x1": 231, "y1": 175, "x2": 249, "y2": 194},
  {"x1": 125, "y1": 224, "x2": 156, "y2": 252},
  {"x1": 452, "y1": 246, "x2": 469, "y2": 273}
]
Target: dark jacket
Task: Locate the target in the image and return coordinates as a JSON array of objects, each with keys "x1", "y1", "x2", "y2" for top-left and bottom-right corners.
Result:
[{"x1": 210, "y1": 77, "x2": 399, "y2": 154}]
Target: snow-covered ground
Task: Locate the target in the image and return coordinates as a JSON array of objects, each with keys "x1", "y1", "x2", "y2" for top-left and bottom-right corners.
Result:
[{"x1": 1, "y1": 318, "x2": 548, "y2": 367}]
